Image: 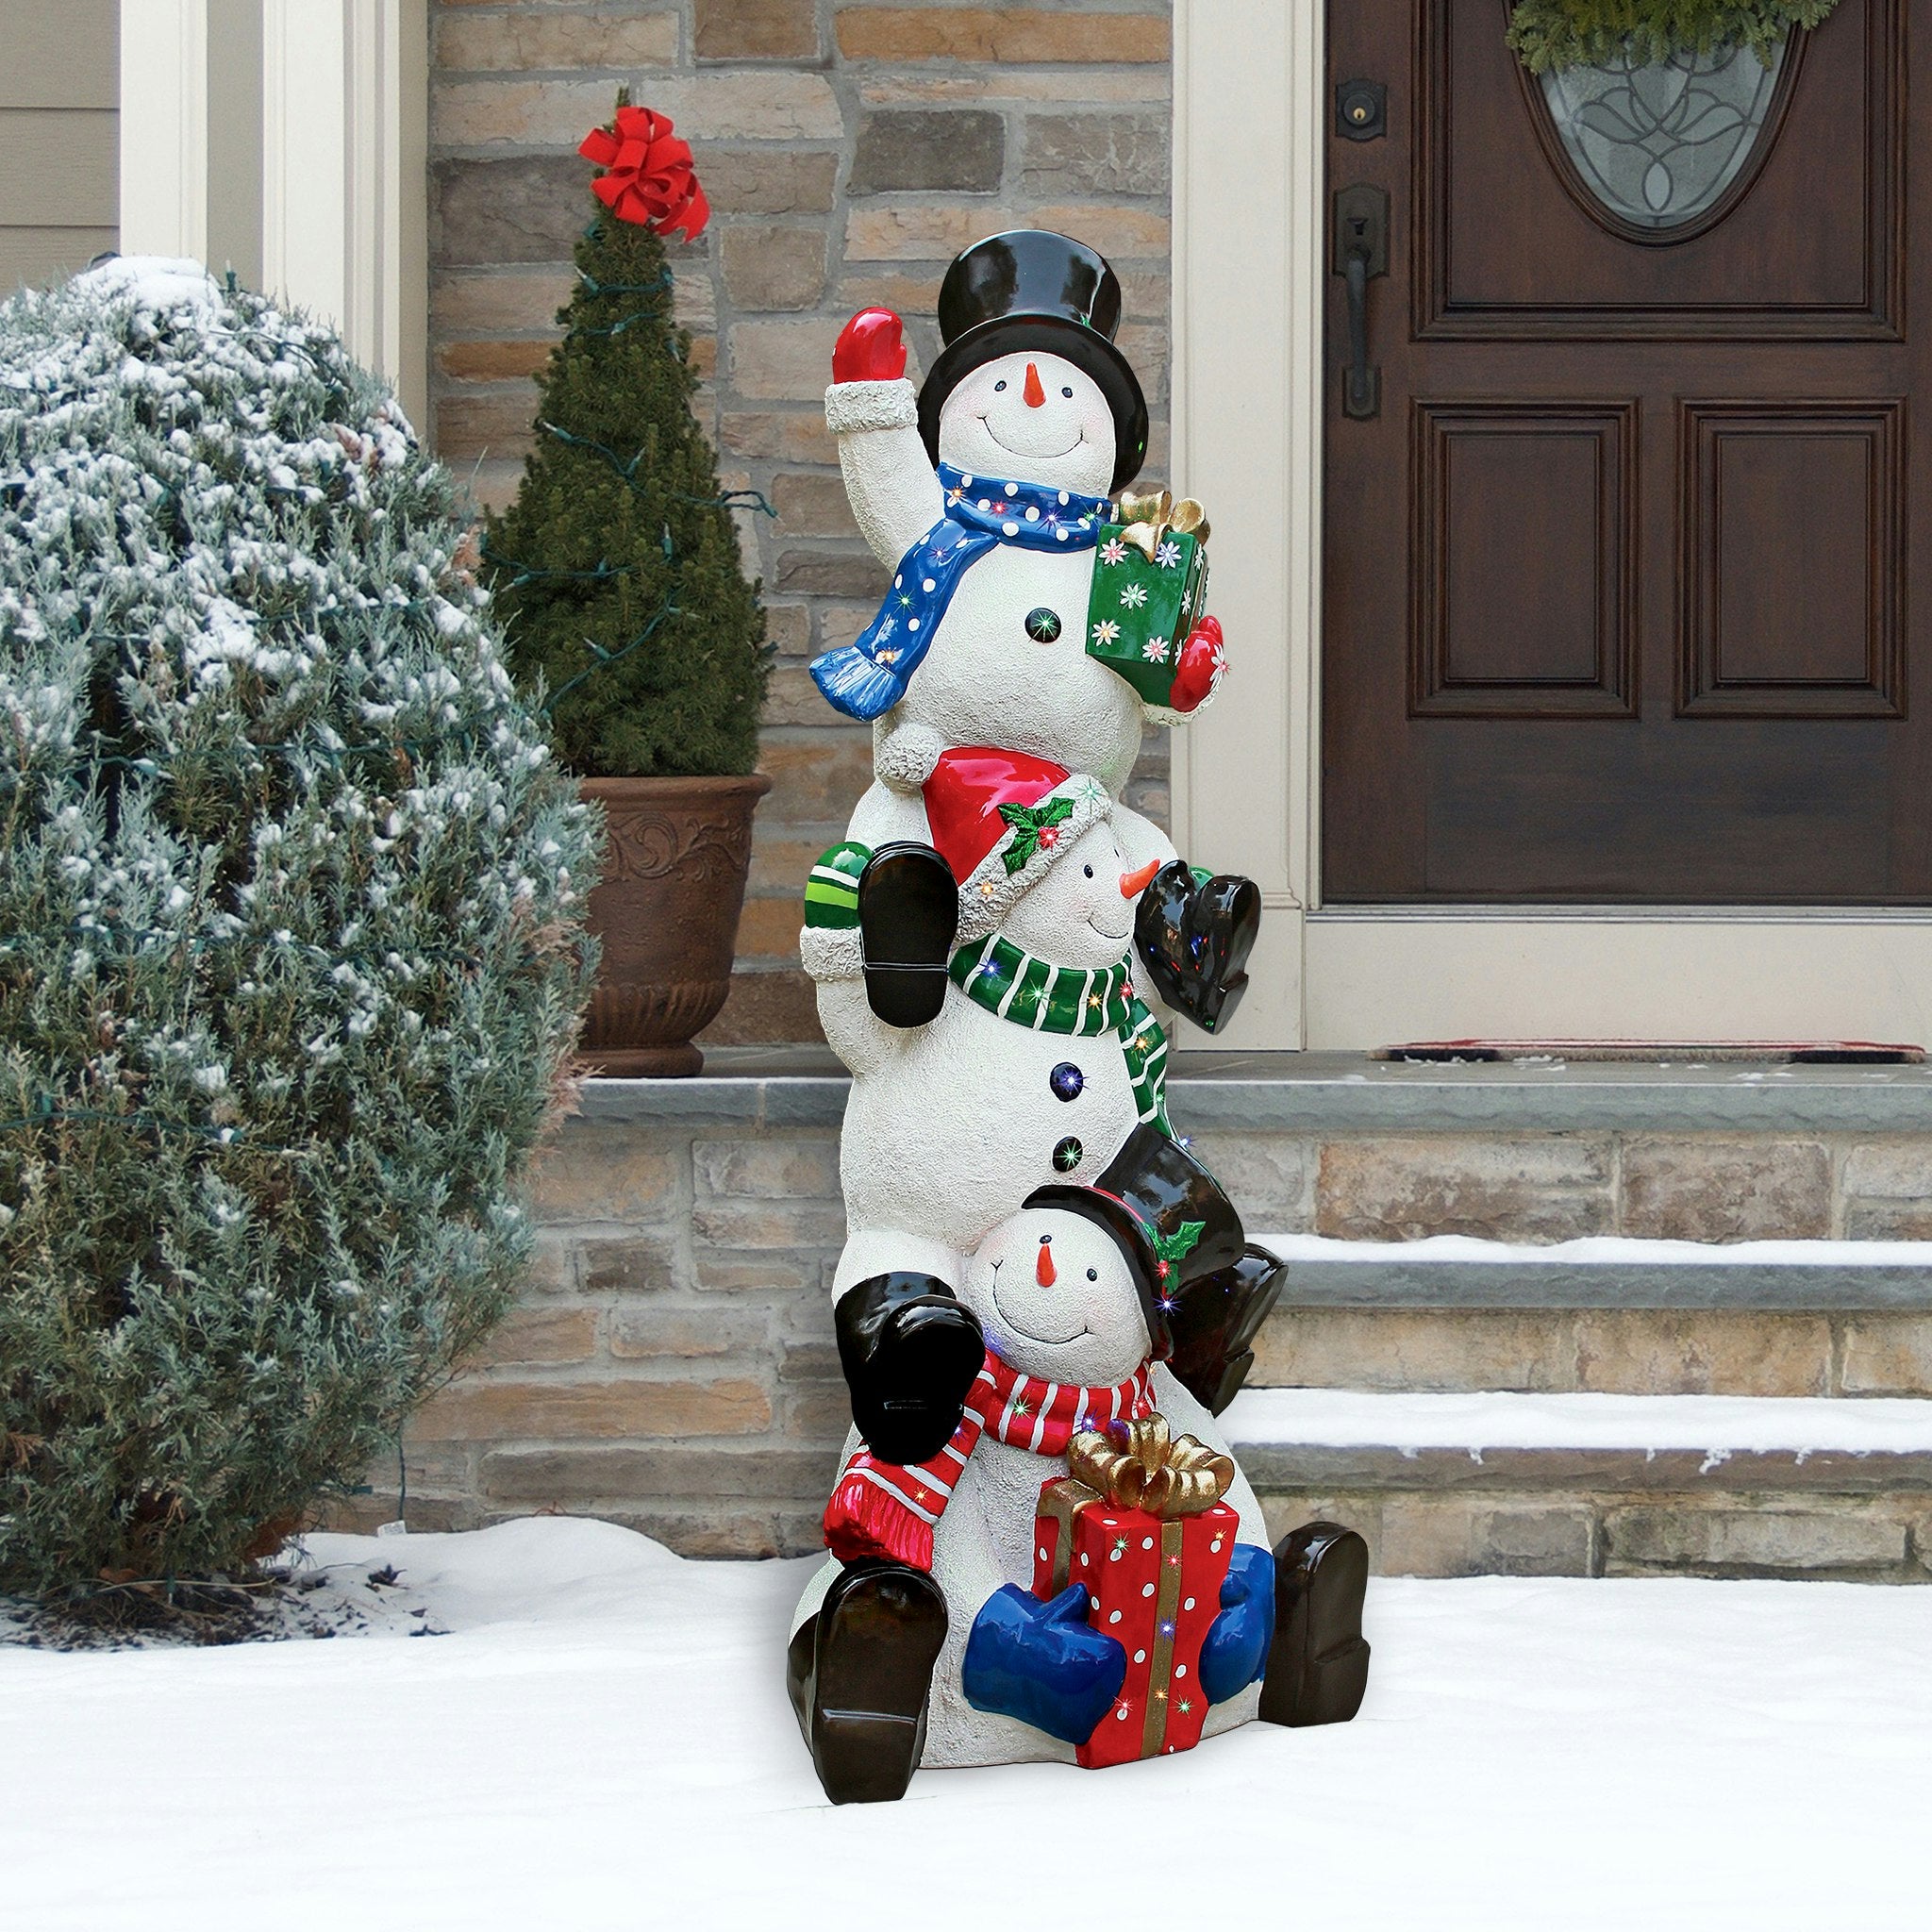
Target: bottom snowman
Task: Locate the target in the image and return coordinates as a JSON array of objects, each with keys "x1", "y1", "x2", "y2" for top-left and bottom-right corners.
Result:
[{"x1": 787, "y1": 1171, "x2": 1373, "y2": 1803}]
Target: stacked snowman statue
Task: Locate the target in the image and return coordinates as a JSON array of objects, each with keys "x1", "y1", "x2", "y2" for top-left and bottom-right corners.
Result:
[{"x1": 786, "y1": 231, "x2": 1371, "y2": 1804}]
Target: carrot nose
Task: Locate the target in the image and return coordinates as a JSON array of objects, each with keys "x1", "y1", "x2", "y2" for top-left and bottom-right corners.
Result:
[
  {"x1": 1120, "y1": 859, "x2": 1160, "y2": 898},
  {"x1": 1024, "y1": 362, "x2": 1046, "y2": 408},
  {"x1": 1036, "y1": 1241, "x2": 1057, "y2": 1287}
]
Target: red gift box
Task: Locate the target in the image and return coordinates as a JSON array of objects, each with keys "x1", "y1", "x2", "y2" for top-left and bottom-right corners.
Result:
[{"x1": 1032, "y1": 1416, "x2": 1241, "y2": 1768}]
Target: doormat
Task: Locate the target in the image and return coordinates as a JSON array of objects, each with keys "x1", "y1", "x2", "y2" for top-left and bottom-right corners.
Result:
[{"x1": 1375, "y1": 1041, "x2": 1926, "y2": 1065}]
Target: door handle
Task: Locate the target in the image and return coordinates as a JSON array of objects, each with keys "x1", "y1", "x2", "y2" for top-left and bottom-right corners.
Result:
[{"x1": 1333, "y1": 184, "x2": 1389, "y2": 420}]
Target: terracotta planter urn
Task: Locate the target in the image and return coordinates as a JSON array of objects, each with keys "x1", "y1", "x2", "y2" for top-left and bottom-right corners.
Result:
[{"x1": 577, "y1": 773, "x2": 772, "y2": 1076}]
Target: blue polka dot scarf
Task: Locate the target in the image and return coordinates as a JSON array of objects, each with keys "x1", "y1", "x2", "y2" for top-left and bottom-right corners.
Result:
[{"x1": 810, "y1": 463, "x2": 1112, "y2": 722}]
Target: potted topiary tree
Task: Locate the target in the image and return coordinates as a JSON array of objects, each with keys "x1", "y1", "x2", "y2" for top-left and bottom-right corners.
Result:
[{"x1": 484, "y1": 98, "x2": 770, "y2": 1076}]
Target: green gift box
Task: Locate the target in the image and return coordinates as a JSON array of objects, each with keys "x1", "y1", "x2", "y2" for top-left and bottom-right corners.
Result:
[{"x1": 1084, "y1": 491, "x2": 1210, "y2": 706}]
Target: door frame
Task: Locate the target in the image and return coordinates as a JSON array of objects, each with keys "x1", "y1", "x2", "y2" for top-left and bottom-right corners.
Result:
[{"x1": 1171, "y1": 0, "x2": 1932, "y2": 1052}]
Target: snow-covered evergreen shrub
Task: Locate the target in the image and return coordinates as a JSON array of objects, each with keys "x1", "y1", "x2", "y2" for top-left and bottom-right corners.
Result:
[{"x1": 0, "y1": 259, "x2": 598, "y2": 1606}]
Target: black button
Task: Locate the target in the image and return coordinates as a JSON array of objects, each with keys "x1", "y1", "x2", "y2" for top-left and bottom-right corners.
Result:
[
  {"x1": 1052, "y1": 1136, "x2": 1083, "y2": 1174},
  {"x1": 1024, "y1": 607, "x2": 1062, "y2": 643}
]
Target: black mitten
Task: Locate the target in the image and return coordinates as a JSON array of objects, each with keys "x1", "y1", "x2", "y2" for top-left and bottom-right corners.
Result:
[
  {"x1": 835, "y1": 1273, "x2": 985, "y2": 1464},
  {"x1": 1134, "y1": 861, "x2": 1261, "y2": 1035}
]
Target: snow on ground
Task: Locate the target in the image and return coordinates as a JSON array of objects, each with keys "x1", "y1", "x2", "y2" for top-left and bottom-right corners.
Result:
[
  {"x1": 1226, "y1": 1386, "x2": 1932, "y2": 1456},
  {"x1": 4, "y1": 1518, "x2": 1929, "y2": 1931}
]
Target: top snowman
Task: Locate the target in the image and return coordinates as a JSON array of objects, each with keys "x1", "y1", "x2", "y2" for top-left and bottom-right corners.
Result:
[{"x1": 811, "y1": 230, "x2": 1225, "y2": 797}]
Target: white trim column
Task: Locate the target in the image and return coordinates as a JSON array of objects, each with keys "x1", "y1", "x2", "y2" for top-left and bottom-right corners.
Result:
[
  {"x1": 1172, "y1": 2, "x2": 1323, "y2": 1049},
  {"x1": 118, "y1": 0, "x2": 429, "y2": 431},
  {"x1": 118, "y1": 0, "x2": 208, "y2": 263}
]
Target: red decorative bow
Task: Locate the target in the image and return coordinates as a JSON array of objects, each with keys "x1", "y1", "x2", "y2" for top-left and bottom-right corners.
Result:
[{"x1": 578, "y1": 106, "x2": 709, "y2": 241}]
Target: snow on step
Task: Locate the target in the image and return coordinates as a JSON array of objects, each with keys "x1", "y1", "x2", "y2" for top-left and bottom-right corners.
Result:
[
  {"x1": 1258, "y1": 1232, "x2": 1932, "y2": 1268},
  {"x1": 1225, "y1": 1387, "x2": 1932, "y2": 1460}
]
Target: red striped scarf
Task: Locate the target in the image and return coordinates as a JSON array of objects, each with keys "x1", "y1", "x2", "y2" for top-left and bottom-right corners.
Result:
[{"x1": 823, "y1": 1351, "x2": 1158, "y2": 1571}]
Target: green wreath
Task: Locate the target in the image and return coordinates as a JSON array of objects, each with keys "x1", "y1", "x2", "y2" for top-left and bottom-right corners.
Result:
[{"x1": 1507, "y1": 0, "x2": 1841, "y2": 74}]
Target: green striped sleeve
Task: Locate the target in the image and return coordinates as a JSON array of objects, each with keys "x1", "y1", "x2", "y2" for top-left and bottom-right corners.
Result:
[{"x1": 803, "y1": 840, "x2": 871, "y2": 930}]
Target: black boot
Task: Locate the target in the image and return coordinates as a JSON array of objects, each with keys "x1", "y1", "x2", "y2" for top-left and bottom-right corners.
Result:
[
  {"x1": 1165, "y1": 1241, "x2": 1289, "y2": 1415},
  {"x1": 836, "y1": 1272, "x2": 985, "y2": 1466},
  {"x1": 1258, "y1": 1522, "x2": 1372, "y2": 1728},
  {"x1": 1133, "y1": 861, "x2": 1261, "y2": 1035},
  {"x1": 858, "y1": 841, "x2": 958, "y2": 1027},
  {"x1": 787, "y1": 1560, "x2": 949, "y2": 1805}
]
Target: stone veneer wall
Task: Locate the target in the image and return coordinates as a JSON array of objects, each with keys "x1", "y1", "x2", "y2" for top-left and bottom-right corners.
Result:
[
  {"x1": 430, "y1": 0, "x2": 1175, "y2": 1043},
  {"x1": 347, "y1": 1104, "x2": 1932, "y2": 1569}
]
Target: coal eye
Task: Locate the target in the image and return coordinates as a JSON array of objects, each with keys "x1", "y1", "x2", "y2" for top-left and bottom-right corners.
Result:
[
  {"x1": 993, "y1": 379, "x2": 1008, "y2": 391},
  {"x1": 1061, "y1": 386, "x2": 1074, "y2": 398},
  {"x1": 1086, "y1": 1267, "x2": 1098, "y2": 1281},
  {"x1": 1082, "y1": 864, "x2": 1093, "y2": 877},
  {"x1": 1039, "y1": 1233, "x2": 1051, "y2": 1245}
]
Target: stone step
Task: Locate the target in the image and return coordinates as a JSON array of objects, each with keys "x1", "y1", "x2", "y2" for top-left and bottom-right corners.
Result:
[
  {"x1": 1258, "y1": 1233, "x2": 1932, "y2": 1310},
  {"x1": 1227, "y1": 1388, "x2": 1932, "y2": 1583},
  {"x1": 346, "y1": 1061, "x2": 1932, "y2": 1561},
  {"x1": 1247, "y1": 1234, "x2": 1932, "y2": 1401}
]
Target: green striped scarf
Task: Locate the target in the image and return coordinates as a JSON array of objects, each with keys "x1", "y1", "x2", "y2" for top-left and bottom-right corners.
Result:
[{"x1": 948, "y1": 932, "x2": 1173, "y2": 1136}]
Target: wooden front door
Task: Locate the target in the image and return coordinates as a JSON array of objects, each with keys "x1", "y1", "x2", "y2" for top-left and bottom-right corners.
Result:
[{"x1": 1323, "y1": 0, "x2": 1928, "y2": 903}]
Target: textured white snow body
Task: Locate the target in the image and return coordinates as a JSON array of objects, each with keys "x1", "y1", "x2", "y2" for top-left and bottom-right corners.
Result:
[
  {"x1": 824, "y1": 981, "x2": 1143, "y2": 1285},
  {"x1": 797, "y1": 1204, "x2": 1270, "y2": 1766},
  {"x1": 814, "y1": 815, "x2": 1160, "y2": 1293},
  {"x1": 826, "y1": 365, "x2": 1197, "y2": 796}
]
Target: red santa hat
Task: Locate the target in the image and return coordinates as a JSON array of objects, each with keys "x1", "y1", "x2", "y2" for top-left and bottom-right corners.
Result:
[{"x1": 924, "y1": 746, "x2": 1112, "y2": 942}]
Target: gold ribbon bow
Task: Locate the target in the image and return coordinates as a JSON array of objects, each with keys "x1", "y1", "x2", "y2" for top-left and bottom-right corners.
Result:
[
  {"x1": 1066, "y1": 1413, "x2": 1234, "y2": 1520},
  {"x1": 1113, "y1": 489, "x2": 1211, "y2": 563}
]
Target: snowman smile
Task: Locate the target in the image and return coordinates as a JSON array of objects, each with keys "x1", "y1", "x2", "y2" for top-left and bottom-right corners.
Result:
[
  {"x1": 975, "y1": 414, "x2": 1086, "y2": 462},
  {"x1": 988, "y1": 1258, "x2": 1090, "y2": 1347}
]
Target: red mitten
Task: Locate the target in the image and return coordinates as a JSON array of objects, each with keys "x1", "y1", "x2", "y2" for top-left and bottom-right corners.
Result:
[
  {"x1": 1168, "y1": 614, "x2": 1224, "y2": 713},
  {"x1": 833, "y1": 308, "x2": 908, "y2": 384}
]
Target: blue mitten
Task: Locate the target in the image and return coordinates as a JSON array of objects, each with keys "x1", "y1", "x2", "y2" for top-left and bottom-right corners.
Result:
[
  {"x1": 962, "y1": 1583, "x2": 1127, "y2": 1745},
  {"x1": 1198, "y1": 1541, "x2": 1275, "y2": 1706}
]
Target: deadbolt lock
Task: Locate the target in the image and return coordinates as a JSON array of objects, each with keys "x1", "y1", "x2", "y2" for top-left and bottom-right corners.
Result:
[{"x1": 1336, "y1": 79, "x2": 1388, "y2": 142}]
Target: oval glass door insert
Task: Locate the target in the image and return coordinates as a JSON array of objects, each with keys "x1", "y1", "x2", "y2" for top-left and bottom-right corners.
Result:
[{"x1": 1541, "y1": 36, "x2": 1790, "y2": 234}]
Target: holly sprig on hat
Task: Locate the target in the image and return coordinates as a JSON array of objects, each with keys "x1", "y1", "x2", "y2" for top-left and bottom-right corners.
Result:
[
  {"x1": 1149, "y1": 1220, "x2": 1206, "y2": 1279},
  {"x1": 997, "y1": 796, "x2": 1077, "y2": 875}
]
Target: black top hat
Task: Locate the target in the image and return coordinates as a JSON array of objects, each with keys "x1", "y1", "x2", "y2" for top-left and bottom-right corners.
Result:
[
  {"x1": 1024, "y1": 1124, "x2": 1246, "y2": 1361},
  {"x1": 916, "y1": 229, "x2": 1149, "y2": 493}
]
